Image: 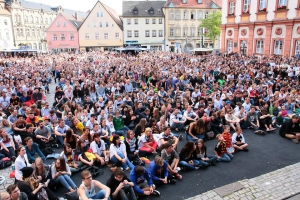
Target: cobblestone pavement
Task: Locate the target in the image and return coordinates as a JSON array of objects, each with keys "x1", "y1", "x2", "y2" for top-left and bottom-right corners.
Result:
[{"x1": 187, "y1": 162, "x2": 300, "y2": 200}]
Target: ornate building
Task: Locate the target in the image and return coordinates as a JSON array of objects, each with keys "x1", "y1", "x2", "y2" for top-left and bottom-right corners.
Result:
[
  {"x1": 0, "y1": 0, "x2": 14, "y2": 50},
  {"x1": 221, "y1": 0, "x2": 300, "y2": 57}
]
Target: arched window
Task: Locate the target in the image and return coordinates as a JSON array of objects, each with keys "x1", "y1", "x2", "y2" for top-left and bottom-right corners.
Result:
[{"x1": 33, "y1": 43, "x2": 37, "y2": 49}]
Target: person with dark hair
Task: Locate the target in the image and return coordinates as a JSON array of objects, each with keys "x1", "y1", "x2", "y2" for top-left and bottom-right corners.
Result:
[
  {"x1": 110, "y1": 135, "x2": 134, "y2": 171},
  {"x1": 193, "y1": 139, "x2": 217, "y2": 168},
  {"x1": 76, "y1": 138, "x2": 94, "y2": 167},
  {"x1": 124, "y1": 130, "x2": 140, "y2": 161},
  {"x1": 13, "y1": 115, "x2": 27, "y2": 137},
  {"x1": 187, "y1": 119, "x2": 206, "y2": 142},
  {"x1": 90, "y1": 133, "x2": 108, "y2": 166},
  {"x1": 6, "y1": 184, "x2": 28, "y2": 200},
  {"x1": 34, "y1": 120, "x2": 52, "y2": 149},
  {"x1": 60, "y1": 143, "x2": 83, "y2": 172},
  {"x1": 64, "y1": 129, "x2": 78, "y2": 149},
  {"x1": 129, "y1": 166, "x2": 160, "y2": 196},
  {"x1": 179, "y1": 141, "x2": 200, "y2": 170},
  {"x1": 51, "y1": 156, "x2": 77, "y2": 192},
  {"x1": 106, "y1": 168, "x2": 137, "y2": 200},
  {"x1": 78, "y1": 170, "x2": 111, "y2": 200},
  {"x1": 24, "y1": 137, "x2": 47, "y2": 164},
  {"x1": 279, "y1": 115, "x2": 300, "y2": 143},
  {"x1": 15, "y1": 146, "x2": 34, "y2": 182},
  {"x1": 161, "y1": 143, "x2": 182, "y2": 180},
  {"x1": 0, "y1": 128, "x2": 16, "y2": 159},
  {"x1": 214, "y1": 134, "x2": 233, "y2": 162}
]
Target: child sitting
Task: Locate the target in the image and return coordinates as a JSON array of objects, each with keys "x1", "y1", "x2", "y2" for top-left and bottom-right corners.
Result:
[
  {"x1": 221, "y1": 125, "x2": 234, "y2": 154},
  {"x1": 232, "y1": 127, "x2": 249, "y2": 152}
]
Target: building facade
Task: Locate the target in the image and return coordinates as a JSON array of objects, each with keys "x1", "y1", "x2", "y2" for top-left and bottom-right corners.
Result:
[
  {"x1": 163, "y1": 0, "x2": 221, "y2": 53},
  {"x1": 221, "y1": 0, "x2": 300, "y2": 57},
  {"x1": 46, "y1": 13, "x2": 84, "y2": 53},
  {"x1": 0, "y1": 0, "x2": 14, "y2": 50},
  {"x1": 78, "y1": 1, "x2": 123, "y2": 52},
  {"x1": 122, "y1": 1, "x2": 166, "y2": 51}
]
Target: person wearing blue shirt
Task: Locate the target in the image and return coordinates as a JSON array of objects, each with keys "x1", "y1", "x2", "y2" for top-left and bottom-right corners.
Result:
[
  {"x1": 129, "y1": 166, "x2": 160, "y2": 196},
  {"x1": 149, "y1": 156, "x2": 177, "y2": 186},
  {"x1": 24, "y1": 137, "x2": 47, "y2": 164}
]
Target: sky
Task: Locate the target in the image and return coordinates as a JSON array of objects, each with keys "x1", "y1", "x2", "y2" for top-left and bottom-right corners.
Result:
[{"x1": 28, "y1": 0, "x2": 123, "y2": 14}]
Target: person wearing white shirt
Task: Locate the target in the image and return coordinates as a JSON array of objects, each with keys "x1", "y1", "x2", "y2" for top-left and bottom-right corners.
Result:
[
  {"x1": 183, "y1": 105, "x2": 199, "y2": 125},
  {"x1": 170, "y1": 109, "x2": 186, "y2": 131},
  {"x1": 90, "y1": 133, "x2": 108, "y2": 166},
  {"x1": 15, "y1": 146, "x2": 32, "y2": 181},
  {"x1": 242, "y1": 98, "x2": 252, "y2": 113},
  {"x1": 232, "y1": 127, "x2": 248, "y2": 151}
]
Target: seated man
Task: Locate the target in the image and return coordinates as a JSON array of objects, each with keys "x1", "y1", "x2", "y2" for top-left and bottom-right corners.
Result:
[
  {"x1": 6, "y1": 184, "x2": 28, "y2": 200},
  {"x1": 24, "y1": 137, "x2": 47, "y2": 164},
  {"x1": 170, "y1": 108, "x2": 186, "y2": 132},
  {"x1": 160, "y1": 142, "x2": 182, "y2": 180},
  {"x1": 106, "y1": 168, "x2": 137, "y2": 200},
  {"x1": 78, "y1": 170, "x2": 111, "y2": 200},
  {"x1": 279, "y1": 115, "x2": 300, "y2": 144},
  {"x1": 159, "y1": 127, "x2": 179, "y2": 150},
  {"x1": 34, "y1": 120, "x2": 52, "y2": 149},
  {"x1": 247, "y1": 106, "x2": 264, "y2": 135},
  {"x1": 129, "y1": 165, "x2": 160, "y2": 196}
]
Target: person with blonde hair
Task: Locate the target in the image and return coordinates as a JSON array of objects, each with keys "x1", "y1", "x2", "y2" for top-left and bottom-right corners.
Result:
[
  {"x1": 138, "y1": 128, "x2": 158, "y2": 155},
  {"x1": 0, "y1": 192, "x2": 11, "y2": 200}
]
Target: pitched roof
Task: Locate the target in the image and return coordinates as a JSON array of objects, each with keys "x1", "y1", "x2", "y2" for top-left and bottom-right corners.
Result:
[
  {"x1": 122, "y1": 1, "x2": 165, "y2": 17},
  {"x1": 164, "y1": 0, "x2": 221, "y2": 9}
]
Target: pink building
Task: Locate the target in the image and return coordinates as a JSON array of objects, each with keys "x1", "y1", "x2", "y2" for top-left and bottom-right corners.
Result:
[{"x1": 46, "y1": 13, "x2": 85, "y2": 52}]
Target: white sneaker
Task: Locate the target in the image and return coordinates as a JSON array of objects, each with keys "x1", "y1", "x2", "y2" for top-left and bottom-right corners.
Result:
[{"x1": 176, "y1": 167, "x2": 181, "y2": 172}]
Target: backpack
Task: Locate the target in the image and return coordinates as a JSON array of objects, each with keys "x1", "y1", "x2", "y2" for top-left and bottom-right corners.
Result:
[
  {"x1": 86, "y1": 166, "x2": 103, "y2": 177},
  {"x1": 205, "y1": 131, "x2": 215, "y2": 140},
  {"x1": 0, "y1": 157, "x2": 12, "y2": 169}
]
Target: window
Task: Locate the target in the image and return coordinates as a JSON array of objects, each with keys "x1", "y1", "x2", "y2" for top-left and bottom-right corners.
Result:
[
  {"x1": 295, "y1": 40, "x2": 300, "y2": 56},
  {"x1": 134, "y1": 30, "x2": 139, "y2": 37},
  {"x1": 134, "y1": 19, "x2": 138, "y2": 24},
  {"x1": 70, "y1": 34, "x2": 74, "y2": 40},
  {"x1": 56, "y1": 22, "x2": 60, "y2": 27},
  {"x1": 170, "y1": 28, "x2": 174, "y2": 36},
  {"x1": 104, "y1": 33, "x2": 108, "y2": 39},
  {"x1": 127, "y1": 19, "x2": 131, "y2": 25},
  {"x1": 259, "y1": 0, "x2": 267, "y2": 9},
  {"x1": 97, "y1": 12, "x2": 103, "y2": 17},
  {"x1": 191, "y1": 27, "x2": 195, "y2": 36},
  {"x1": 175, "y1": 28, "x2": 181, "y2": 36},
  {"x1": 182, "y1": 0, "x2": 187, "y2": 3},
  {"x1": 106, "y1": 22, "x2": 108, "y2": 27},
  {"x1": 115, "y1": 32, "x2": 119, "y2": 39},
  {"x1": 53, "y1": 34, "x2": 57, "y2": 40},
  {"x1": 39, "y1": 43, "x2": 42, "y2": 50},
  {"x1": 279, "y1": 0, "x2": 287, "y2": 6},
  {"x1": 183, "y1": 28, "x2": 188, "y2": 36},
  {"x1": 145, "y1": 30, "x2": 150, "y2": 37},
  {"x1": 45, "y1": 18, "x2": 48, "y2": 24},
  {"x1": 152, "y1": 19, "x2": 156, "y2": 24},
  {"x1": 4, "y1": 19, "x2": 7, "y2": 25},
  {"x1": 152, "y1": 30, "x2": 157, "y2": 37},
  {"x1": 60, "y1": 34, "x2": 65, "y2": 41},
  {"x1": 159, "y1": 19, "x2": 163, "y2": 24},
  {"x1": 63, "y1": 22, "x2": 67, "y2": 27},
  {"x1": 198, "y1": 11, "x2": 203, "y2": 19},
  {"x1": 99, "y1": 22, "x2": 102, "y2": 27},
  {"x1": 25, "y1": 15, "x2": 28, "y2": 23},
  {"x1": 19, "y1": 29, "x2": 23, "y2": 36},
  {"x1": 35, "y1": 16, "x2": 38, "y2": 24},
  {"x1": 183, "y1": 11, "x2": 188, "y2": 19},
  {"x1": 31, "y1": 29, "x2": 35, "y2": 36},
  {"x1": 85, "y1": 33, "x2": 89, "y2": 40},
  {"x1": 205, "y1": 11, "x2": 209, "y2": 18},
  {"x1": 133, "y1": 7, "x2": 138, "y2": 15},
  {"x1": 228, "y1": 40, "x2": 233, "y2": 53},
  {"x1": 159, "y1": 30, "x2": 163, "y2": 37},
  {"x1": 198, "y1": 28, "x2": 203, "y2": 36},
  {"x1": 37, "y1": 30, "x2": 40, "y2": 36},
  {"x1": 146, "y1": 19, "x2": 149, "y2": 24},
  {"x1": 33, "y1": 43, "x2": 37, "y2": 49},
  {"x1": 127, "y1": 30, "x2": 132, "y2": 37},
  {"x1": 229, "y1": 2, "x2": 235, "y2": 14},
  {"x1": 175, "y1": 10, "x2": 181, "y2": 20},
  {"x1": 95, "y1": 33, "x2": 99, "y2": 39},
  {"x1": 243, "y1": 0, "x2": 250, "y2": 12},
  {"x1": 256, "y1": 40, "x2": 264, "y2": 53},
  {"x1": 50, "y1": 18, "x2": 52, "y2": 23},
  {"x1": 198, "y1": 0, "x2": 203, "y2": 3},
  {"x1": 274, "y1": 40, "x2": 283, "y2": 55},
  {"x1": 40, "y1": 17, "x2": 43, "y2": 24},
  {"x1": 191, "y1": 11, "x2": 195, "y2": 19},
  {"x1": 170, "y1": 10, "x2": 175, "y2": 20}
]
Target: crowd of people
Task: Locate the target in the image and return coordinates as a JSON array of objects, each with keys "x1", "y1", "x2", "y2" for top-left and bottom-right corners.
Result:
[{"x1": 0, "y1": 50, "x2": 300, "y2": 200}]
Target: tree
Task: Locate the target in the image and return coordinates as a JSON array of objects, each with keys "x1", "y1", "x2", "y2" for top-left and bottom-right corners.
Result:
[{"x1": 199, "y1": 11, "x2": 221, "y2": 48}]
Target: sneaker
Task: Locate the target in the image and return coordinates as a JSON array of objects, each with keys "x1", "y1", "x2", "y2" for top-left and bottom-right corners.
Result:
[
  {"x1": 175, "y1": 173, "x2": 182, "y2": 180},
  {"x1": 195, "y1": 167, "x2": 200, "y2": 170},
  {"x1": 242, "y1": 148, "x2": 249, "y2": 152},
  {"x1": 125, "y1": 167, "x2": 130, "y2": 171},
  {"x1": 176, "y1": 167, "x2": 181, "y2": 172},
  {"x1": 178, "y1": 134, "x2": 183, "y2": 141},
  {"x1": 169, "y1": 179, "x2": 176, "y2": 184},
  {"x1": 276, "y1": 124, "x2": 282, "y2": 128},
  {"x1": 152, "y1": 190, "x2": 160, "y2": 196},
  {"x1": 52, "y1": 144, "x2": 59, "y2": 148},
  {"x1": 291, "y1": 138, "x2": 299, "y2": 144},
  {"x1": 175, "y1": 128, "x2": 179, "y2": 132}
]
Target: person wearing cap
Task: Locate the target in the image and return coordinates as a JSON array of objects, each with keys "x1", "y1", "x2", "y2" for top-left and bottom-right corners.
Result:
[{"x1": 279, "y1": 115, "x2": 300, "y2": 144}]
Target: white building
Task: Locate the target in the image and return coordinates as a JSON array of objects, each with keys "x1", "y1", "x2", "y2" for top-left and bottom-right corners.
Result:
[
  {"x1": 122, "y1": 1, "x2": 166, "y2": 51},
  {"x1": 0, "y1": 0, "x2": 14, "y2": 50}
]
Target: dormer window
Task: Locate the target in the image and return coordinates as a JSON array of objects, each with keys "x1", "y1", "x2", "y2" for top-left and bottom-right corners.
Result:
[
  {"x1": 133, "y1": 7, "x2": 138, "y2": 15},
  {"x1": 198, "y1": 0, "x2": 203, "y2": 3},
  {"x1": 149, "y1": 7, "x2": 154, "y2": 15},
  {"x1": 182, "y1": 0, "x2": 187, "y2": 4}
]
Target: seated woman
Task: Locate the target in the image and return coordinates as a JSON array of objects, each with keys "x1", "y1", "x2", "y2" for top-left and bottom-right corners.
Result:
[
  {"x1": 60, "y1": 143, "x2": 83, "y2": 173},
  {"x1": 90, "y1": 133, "x2": 108, "y2": 166},
  {"x1": 2, "y1": 118, "x2": 14, "y2": 136},
  {"x1": 124, "y1": 130, "x2": 141, "y2": 161},
  {"x1": 193, "y1": 139, "x2": 217, "y2": 168},
  {"x1": 18, "y1": 167, "x2": 59, "y2": 200},
  {"x1": 232, "y1": 127, "x2": 249, "y2": 152},
  {"x1": 179, "y1": 141, "x2": 200, "y2": 170},
  {"x1": 225, "y1": 110, "x2": 240, "y2": 132},
  {"x1": 15, "y1": 146, "x2": 34, "y2": 182},
  {"x1": 80, "y1": 127, "x2": 93, "y2": 148},
  {"x1": 24, "y1": 137, "x2": 47, "y2": 164},
  {"x1": 134, "y1": 118, "x2": 147, "y2": 138},
  {"x1": 109, "y1": 135, "x2": 134, "y2": 171},
  {"x1": 138, "y1": 127, "x2": 158, "y2": 156},
  {"x1": 187, "y1": 119, "x2": 206, "y2": 142},
  {"x1": 71, "y1": 117, "x2": 84, "y2": 135},
  {"x1": 124, "y1": 108, "x2": 137, "y2": 130},
  {"x1": 76, "y1": 138, "x2": 94, "y2": 167},
  {"x1": 34, "y1": 157, "x2": 55, "y2": 191},
  {"x1": 0, "y1": 129, "x2": 16, "y2": 160},
  {"x1": 51, "y1": 156, "x2": 77, "y2": 193},
  {"x1": 259, "y1": 108, "x2": 276, "y2": 132},
  {"x1": 64, "y1": 129, "x2": 79, "y2": 150}
]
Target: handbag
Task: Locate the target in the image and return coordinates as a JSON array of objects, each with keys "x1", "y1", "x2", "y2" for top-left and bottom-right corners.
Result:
[
  {"x1": 205, "y1": 131, "x2": 215, "y2": 140},
  {"x1": 65, "y1": 189, "x2": 79, "y2": 200},
  {"x1": 86, "y1": 166, "x2": 103, "y2": 177}
]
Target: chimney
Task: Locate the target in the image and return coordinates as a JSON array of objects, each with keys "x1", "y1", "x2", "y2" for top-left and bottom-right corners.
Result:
[{"x1": 74, "y1": 12, "x2": 78, "y2": 20}]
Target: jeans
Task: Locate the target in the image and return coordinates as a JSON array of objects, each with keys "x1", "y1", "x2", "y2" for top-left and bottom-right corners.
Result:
[
  {"x1": 54, "y1": 174, "x2": 76, "y2": 190},
  {"x1": 56, "y1": 135, "x2": 64, "y2": 145},
  {"x1": 198, "y1": 156, "x2": 218, "y2": 167},
  {"x1": 90, "y1": 189, "x2": 111, "y2": 200},
  {"x1": 217, "y1": 153, "x2": 233, "y2": 162},
  {"x1": 170, "y1": 123, "x2": 184, "y2": 130},
  {"x1": 1, "y1": 147, "x2": 16, "y2": 159},
  {"x1": 211, "y1": 126, "x2": 224, "y2": 135},
  {"x1": 179, "y1": 160, "x2": 200, "y2": 170},
  {"x1": 116, "y1": 185, "x2": 137, "y2": 200},
  {"x1": 187, "y1": 134, "x2": 205, "y2": 142},
  {"x1": 111, "y1": 152, "x2": 135, "y2": 170},
  {"x1": 114, "y1": 126, "x2": 130, "y2": 137}
]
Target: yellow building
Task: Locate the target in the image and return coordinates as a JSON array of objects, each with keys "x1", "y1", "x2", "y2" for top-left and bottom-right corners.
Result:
[
  {"x1": 163, "y1": 0, "x2": 221, "y2": 53},
  {"x1": 78, "y1": 1, "x2": 123, "y2": 52}
]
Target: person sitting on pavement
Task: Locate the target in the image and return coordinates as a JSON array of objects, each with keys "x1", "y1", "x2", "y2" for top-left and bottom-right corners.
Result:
[
  {"x1": 24, "y1": 137, "x2": 47, "y2": 164},
  {"x1": 6, "y1": 184, "x2": 28, "y2": 200},
  {"x1": 170, "y1": 108, "x2": 186, "y2": 131},
  {"x1": 179, "y1": 141, "x2": 200, "y2": 170},
  {"x1": 247, "y1": 106, "x2": 265, "y2": 135},
  {"x1": 60, "y1": 143, "x2": 83, "y2": 173},
  {"x1": 222, "y1": 125, "x2": 235, "y2": 154},
  {"x1": 232, "y1": 127, "x2": 249, "y2": 152},
  {"x1": 187, "y1": 118, "x2": 206, "y2": 142},
  {"x1": 193, "y1": 139, "x2": 217, "y2": 168},
  {"x1": 279, "y1": 115, "x2": 300, "y2": 144},
  {"x1": 214, "y1": 134, "x2": 233, "y2": 162},
  {"x1": 159, "y1": 126, "x2": 180, "y2": 151},
  {"x1": 90, "y1": 133, "x2": 108, "y2": 166},
  {"x1": 138, "y1": 127, "x2": 158, "y2": 156}
]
